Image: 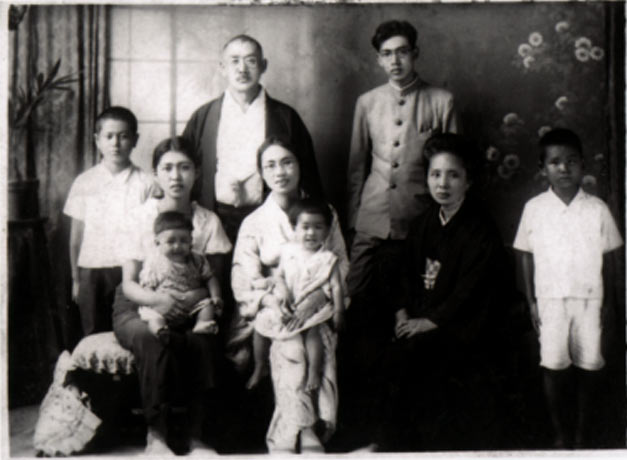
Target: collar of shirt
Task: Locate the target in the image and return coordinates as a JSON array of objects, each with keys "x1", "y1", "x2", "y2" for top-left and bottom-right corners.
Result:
[
  {"x1": 438, "y1": 198, "x2": 465, "y2": 226},
  {"x1": 547, "y1": 186, "x2": 586, "y2": 209},
  {"x1": 96, "y1": 162, "x2": 136, "y2": 184},
  {"x1": 223, "y1": 86, "x2": 266, "y2": 115},
  {"x1": 389, "y1": 75, "x2": 422, "y2": 97}
]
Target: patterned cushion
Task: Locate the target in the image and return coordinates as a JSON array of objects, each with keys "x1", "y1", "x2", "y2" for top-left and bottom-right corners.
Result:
[
  {"x1": 71, "y1": 332, "x2": 136, "y2": 375},
  {"x1": 34, "y1": 351, "x2": 102, "y2": 456}
]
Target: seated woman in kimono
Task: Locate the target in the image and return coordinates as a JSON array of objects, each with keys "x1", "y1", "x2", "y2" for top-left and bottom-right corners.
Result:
[
  {"x1": 227, "y1": 137, "x2": 349, "y2": 453},
  {"x1": 374, "y1": 133, "x2": 509, "y2": 451}
]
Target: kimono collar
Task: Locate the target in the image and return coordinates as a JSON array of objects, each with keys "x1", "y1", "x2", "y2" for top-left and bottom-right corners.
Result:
[{"x1": 438, "y1": 198, "x2": 465, "y2": 226}]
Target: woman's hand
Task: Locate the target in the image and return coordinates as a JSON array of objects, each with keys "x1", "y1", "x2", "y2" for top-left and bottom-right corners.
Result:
[
  {"x1": 395, "y1": 317, "x2": 438, "y2": 339},
  {"x1": 285, "y1": 306, "x2": 312, "y2": 331},
  {"x1": 285, "y1": 289, "x2": 327, "y2": 331}
]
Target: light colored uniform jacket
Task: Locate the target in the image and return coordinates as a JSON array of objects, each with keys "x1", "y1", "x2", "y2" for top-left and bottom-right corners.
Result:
[{"x1": 347, "y1": 78, "x2": 458, "y2": 240}]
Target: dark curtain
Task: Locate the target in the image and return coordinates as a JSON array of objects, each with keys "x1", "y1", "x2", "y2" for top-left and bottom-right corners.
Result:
[
  {"x1": 9, "y1": 5, "x2": 110, "y2": 352},
  {"x1": 602, "y1": 3, "x2": 626, "y2": 446}
]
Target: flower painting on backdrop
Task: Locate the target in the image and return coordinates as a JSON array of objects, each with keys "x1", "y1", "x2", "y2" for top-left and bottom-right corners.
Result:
[{"x1": 479, "y1": 6, "x2": 610, "y2": 239}]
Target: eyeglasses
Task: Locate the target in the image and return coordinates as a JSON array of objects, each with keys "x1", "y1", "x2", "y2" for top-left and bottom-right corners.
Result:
[
  {"x1": 379, "y1": 47, "x2": 414, "y2": 60},
  {"x1": 261, "y1": 157, "x2": 296, "y2": 171}
]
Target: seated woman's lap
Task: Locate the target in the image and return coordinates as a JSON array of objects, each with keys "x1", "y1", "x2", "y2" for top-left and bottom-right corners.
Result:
[
  {"x1": 376, "y1": 329, "x2": 493, "y2": 449},
  {"x1": 112, "y1": 286, "x2": 217, "y2": 428}
]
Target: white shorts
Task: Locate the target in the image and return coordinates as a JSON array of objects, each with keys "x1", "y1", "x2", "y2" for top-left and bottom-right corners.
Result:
[{"x1": 537, "y1": 298, "x2": 604, "y2": 371}]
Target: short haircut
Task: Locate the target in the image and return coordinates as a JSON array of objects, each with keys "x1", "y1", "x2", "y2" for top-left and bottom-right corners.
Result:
[
  {"x1": 152, "y1": 136, "x2": 198, "y2": 171},
  {"x1": 223, "y1": 34, "x2": 264, "y2": 58},
  {"x1": 538, "y1": 128, "x2": 583, "y2": 165},
  {"x1": 423, "y1": 133, "x2": 481, "y2": 183},
  {"x1": 371, "y1": 20, "x2": 418, "y2": 51},
  {"x1": 95, "y1": 106, "x2": 138, "y2": 134},
  {"x1": 153, "y1": 211, "x2": 194, "y2": 236},
  {"x1": 288, "y1": 198, "x2": 333, "y2": 228}
]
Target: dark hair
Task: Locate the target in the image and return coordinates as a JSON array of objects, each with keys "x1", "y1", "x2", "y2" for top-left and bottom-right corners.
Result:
[
  {"x1": 152, "y1": 136, "x2": 198, "y2": 171},
  {"x1": 538, "y1": 128, "x2": 583, "y2": 165},
  {"x1": 288, "y1": 198, "x2": 333, "y2": 228},
  {"x1": 256, "y1": 136, "x2": 299, "y2": 172},
  {"x1": 95, "y1": 106, "x2": 138, "y2": 134},
  {"x1": 371, "y1": 20, "x2": 418, "y2": 51},
  {"x1": 423, "y1": 133, "x2": 481, "y2": 183},
  {"x1": 153, "y1": 211, "x2": 194, "y2": 236},
  {"x1": 223, "y1": 34, "x2": 264, "y2": 58}
]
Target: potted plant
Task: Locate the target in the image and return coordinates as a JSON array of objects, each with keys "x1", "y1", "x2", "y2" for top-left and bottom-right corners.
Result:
[{"x1": 8, "y1": 5, "x2": 78, "y2": 221}]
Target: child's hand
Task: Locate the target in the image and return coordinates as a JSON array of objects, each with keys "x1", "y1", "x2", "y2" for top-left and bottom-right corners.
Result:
[
  {"x1": 71, "y1": 280, "x2": 80, "y2": 303},
  {"x1": 529, "y1": 301, "x2": 541, "y2": 334}
]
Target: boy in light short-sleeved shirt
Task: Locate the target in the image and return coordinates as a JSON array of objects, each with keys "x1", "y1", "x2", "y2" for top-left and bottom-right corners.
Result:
[
  {"x1": 513, "y1": 128, "x2": 623, "y2": 448},
  {"x1": 64, "y1": 106, "x2": 152, "y2": 336}
]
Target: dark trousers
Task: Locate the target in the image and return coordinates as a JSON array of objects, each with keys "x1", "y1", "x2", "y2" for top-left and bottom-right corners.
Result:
[
  {"x1": 335, "y1": 236, "x2": 406, "y2": 449},
  {"x1": 77, "y1": 267, "x2": 122, "y2": 336},
  {"x1": 112, "y1": 287, "x2": 217, "y2": 445},
  {"x1": 215, "y1": 202, "x2": 259, "y2": 246}
]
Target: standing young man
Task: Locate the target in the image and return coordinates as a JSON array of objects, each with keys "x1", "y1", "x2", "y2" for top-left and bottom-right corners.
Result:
[
  {"x1": 183, "y1": 34, "x2": 324, "y2": 243},
  {"x1": 346, "y1": 20, "x2": 458, "y2": 315},
  {"x1": 342, "y1": 21, "x2": 459, "y2": 447}
]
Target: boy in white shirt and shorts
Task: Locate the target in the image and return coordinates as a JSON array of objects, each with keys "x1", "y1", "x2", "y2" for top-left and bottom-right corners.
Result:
[{"x1": 513, "y1": 128, "x2": 623, "y2": 448}]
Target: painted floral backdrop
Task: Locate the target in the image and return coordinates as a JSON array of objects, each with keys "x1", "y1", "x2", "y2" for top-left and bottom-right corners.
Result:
[{"x1": 474, "y1": 5, "x2": 615, "y2": 241}]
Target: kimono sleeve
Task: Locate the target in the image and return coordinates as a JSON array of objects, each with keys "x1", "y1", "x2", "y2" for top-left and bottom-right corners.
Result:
[
  {"x1": 231, "y1": 218, "x2": 268, "y2": 318},
  {"x1": 326, "y1": 206, "x2": 350, "y2": 306}
]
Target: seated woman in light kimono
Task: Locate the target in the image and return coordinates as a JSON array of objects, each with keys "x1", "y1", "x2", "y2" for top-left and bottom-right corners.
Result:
[{"x1": 227, "y1": 137, "x2": 349, "y2": 453}]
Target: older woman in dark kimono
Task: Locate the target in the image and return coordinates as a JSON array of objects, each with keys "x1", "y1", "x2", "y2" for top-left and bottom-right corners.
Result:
[{"x1": 374, "y1": 133, "x2": 509, "y2": 451}]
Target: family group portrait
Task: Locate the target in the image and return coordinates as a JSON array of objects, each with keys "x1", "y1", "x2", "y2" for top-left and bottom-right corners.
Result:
[{"x1": 4, "y1": 1, "x2": 626, "y2": 457}]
